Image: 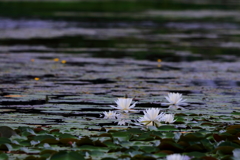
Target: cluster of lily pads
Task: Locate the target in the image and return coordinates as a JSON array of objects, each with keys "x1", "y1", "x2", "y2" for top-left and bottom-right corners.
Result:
[
  {"x1": 100, "y1": 93, "x2": 240, "y2": 160},
  {"x1": 1, "y1": 93, "x2": 240, "y2": 160},
  {"x1": 101, "y1": 93, "x2": 190, "y2": 159}
]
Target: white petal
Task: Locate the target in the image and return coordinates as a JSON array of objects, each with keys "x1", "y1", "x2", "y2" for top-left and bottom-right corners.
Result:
[
  {"x1": 161, "y1": 102, "x2": 171, "y2": 106},
  {"x1": 129, "y1": 102, "x2": 137, "y2": 109},
  {"x1": 110, "y1": 105, "x2": 118, "y2": 109}
]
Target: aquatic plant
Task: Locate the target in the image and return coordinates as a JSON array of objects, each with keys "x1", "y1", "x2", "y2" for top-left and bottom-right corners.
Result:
[
  {"x1": 162, "y1": 92, "x2": 187, "y2": 109},
  {"x1": 137, "y1": 108, "x2": 165, "y2": 127},
  {"x1": 161, "y1": 114, "x2": 176, "y2": 124},
  {"x1": 110, "y1": 98, "x2": 137, "y2": 113}
]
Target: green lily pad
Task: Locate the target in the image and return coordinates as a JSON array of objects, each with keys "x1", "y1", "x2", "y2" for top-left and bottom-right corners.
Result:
[
  {"x1": 185, "y1": 151, "x2": 206, "y2": 158},
  {"x1": 50, "y1": 151, "x2": 85, "y2": 160},
  {"x1": 0, "y1": 126, "x2": 17, "y2": 138},
  {"x1": 77, "y1": 137, "x2": 94, "y2": 146},
  {"x1": 34, "y1": 135, "x2": 56, "y2": 141},
  {"x1": 0, "y1": 138, "x2": 11, "y2": 145},
  {"x1": 0, "y1": 153, "x2": 8, "y2": 160},
  {"x1": 157, "y1": 126, "x2": 176, "y2": 131},
  {"x1": 158, "y1": 139, "x2": 184, "y2": 152}
]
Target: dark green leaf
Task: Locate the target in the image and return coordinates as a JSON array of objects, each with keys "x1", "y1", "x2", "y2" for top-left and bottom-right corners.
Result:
[
  {"x1": 157, "y1": 126, "x2": 176, "y2": 131},
  {"x1": 0, "y1": 138, "x2": 11, "y2": 145},
  {"x1": 50, "y1": 151, "x2": 85, "y2": 160},
  {"x1": 0, "y1": 126, "x2": 16, "y2": 138},
  {"x1": 33, "y1": 135, "x2": 56, "y2": 142},
  {"x1": 0, "y1": 153, "x2": 8, "y2": 160}
]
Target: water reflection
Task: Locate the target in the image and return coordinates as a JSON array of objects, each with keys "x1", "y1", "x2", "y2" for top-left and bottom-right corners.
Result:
[
  {"x1": 1, "y1": 7, "x2": 240, "y2": 61},
  {"x1": 0, "y1": 18, "x2": 70, "y2": 29},
  {"x1": 191, "y1": 80, "x2": 240, "y2": 87}
]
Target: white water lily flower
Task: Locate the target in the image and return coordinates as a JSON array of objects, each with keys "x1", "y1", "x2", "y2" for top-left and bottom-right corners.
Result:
[
  {"x1": 166, "y1": 154, "x2": 190, "y2": 160},
  {"x1": 137, "y1": 108, "x2": 165, "y2": 127},
  {"x1": 162, "y1": 114, "x2": 176, "y2": 124},
  {"x1": 102, "y1": 111, "x2": 119, "y2": 119},
  {"x1": 162, "y1": 92, "x2": 187, "y2": 109},
  {"x1": 110, "y1": 98, "x2": 137, "y2": 113}
]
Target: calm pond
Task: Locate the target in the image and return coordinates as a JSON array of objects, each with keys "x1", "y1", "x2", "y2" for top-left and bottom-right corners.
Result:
[{"x1": 0, "y1": 1, "x2": 240, "y2": 160}]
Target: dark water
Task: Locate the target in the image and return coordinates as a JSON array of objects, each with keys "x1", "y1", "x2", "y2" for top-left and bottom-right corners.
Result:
[{"x1": 1, "y1": 1, "x2": 240, "y2": 61}]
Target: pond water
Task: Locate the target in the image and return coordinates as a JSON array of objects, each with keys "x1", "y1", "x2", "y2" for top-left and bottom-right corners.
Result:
[{"x1": 0, "y1": 1, "x2": 240, "y2": 159}]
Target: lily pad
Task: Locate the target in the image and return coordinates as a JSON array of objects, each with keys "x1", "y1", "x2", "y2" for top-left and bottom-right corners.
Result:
[
  {"x1": 50, "y1": 151, "x2": 85, "y2": 160},
  {"x1": 0, "y1": 126, "x2": 17, "y2": 138}
]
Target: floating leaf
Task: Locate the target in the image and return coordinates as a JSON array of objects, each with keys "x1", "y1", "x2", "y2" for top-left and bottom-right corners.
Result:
[
  {"x1": 213, "y1": 134, "x2": 224, "y2": 142},
  {"x1": 218, "y1": 141, "x2": 240, "y2": 148},
  {"x1": 50, "y1": 151, "x2": 85, "y2": 160},
  {"x1": 34, "y1": 128, "x2": 45, "y2": 133},
  {"x1": 34, "y1": 135, "x2": 56, "y2": 141},
  {"x1": 158, "y1": 139, "x2": 184, "y2": 152},
  {"x1": 0, "y1": 126, "x2": 17, "y2": 138},
  {"x1": 40, "y1": 150, "x2": 58, "y2": 159},
  {"x1": 24, "y1": 155, "x2": 45, "y2": 160},
  {"x1": 0, "y1": 138, "x2": 11, "y2": 145},
  {"x1": 179, "y1": 133, "x2": 204, "y2": 142},
  {"x1": 200, "y1": 156, "x2": 218, "y2": 160},
  {"x1": 185, "y1": 144, "x2": 205, "y2": 152},
  {"x1": 185, "y1": 151, "x2": 206, "y2": 158},
  {"x1": 131, "y1": 154, "x2": 156, "y2": 160},
  {"x1": 58, "y1": 133, "x2": 76, "y2": 139},
  {"x1": 59, "y1": 138, "x2": 78, "y2": 146},
  {"x1": 77, "y1": 137, "x2": 94, "y2": 146},
  {"x1": 49, "y1": 129, "x2": 60, "y2": 134},
  {"x1": 226, "y1": 125, "x2": 240, "y2": 131},
  {"x1": 214, "y1": 146, "x2": 235, "y2": 155},
  {"x1": 93, "y1": 140, "x2": 108, "y2": 147},
  {"x1": 101, "y1": 158, "x2": 116, "y2": 160},
  {"x1": 0, "y1": 153, "x2": 8, "y2": 160},
  {"x1": 139, "y1": 146, "x2": 158, "y2": 153},
  {"x1": 41, "y1": 139, "x2": 59, "y2": 145},
  {"x1": 157, "y1": 126, "x2": 176, "y2": 131},
  {"x1": 127, "y1": 128, "x2": 143, "y2": 134},
  {"x1": 153, "y1": 152, "x2": 167, "y2": 158},
  {"x1": 110, "y1": 131, "x2": 130, "y2": 141}
]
